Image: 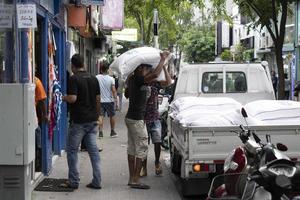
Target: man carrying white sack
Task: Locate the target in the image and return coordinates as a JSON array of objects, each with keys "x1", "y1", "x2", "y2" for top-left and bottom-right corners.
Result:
[{"x1": 124, "y1": 50, "x2": 170, "y2": 190}]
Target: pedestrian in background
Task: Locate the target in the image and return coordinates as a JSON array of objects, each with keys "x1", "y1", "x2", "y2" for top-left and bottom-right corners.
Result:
[
  {"x1": 271, "y1": 70, "x2": 278, "y2": 99},
  {"x1": 62, "y1": 54, "x2": 101, "y2": 190},
  {"x1": 124, "y1": 50, "x2": 170, "y2": 190},
  {"x1": 284, "y1": 73, "x2": 290, "y2": 100},
  {"x1": 96, "y1": 61, "x2": 118, "y2": 138},
  {"x1": 140, "y1": 64, "x2": 172, "y2": 177}
]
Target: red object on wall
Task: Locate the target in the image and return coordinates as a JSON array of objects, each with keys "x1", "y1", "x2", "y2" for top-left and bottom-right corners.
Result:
[{"x1": 67, "y1": 5, "x2": 86, "y2": 27}]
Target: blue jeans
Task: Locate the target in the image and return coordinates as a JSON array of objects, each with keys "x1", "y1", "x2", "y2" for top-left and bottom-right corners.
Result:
[{"x1": 67, "y1": 121, "x2": 101, "y2": 187}]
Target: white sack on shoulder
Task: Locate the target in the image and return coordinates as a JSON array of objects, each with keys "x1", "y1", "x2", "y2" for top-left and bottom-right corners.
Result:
[{"x1": 110, "y1": 47, "x2": 170, "y2": 81}]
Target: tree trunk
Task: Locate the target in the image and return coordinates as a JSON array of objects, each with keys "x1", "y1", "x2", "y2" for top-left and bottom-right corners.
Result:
[{"x1": 275, "y1": 45, "x2": 285, "y2": 100}]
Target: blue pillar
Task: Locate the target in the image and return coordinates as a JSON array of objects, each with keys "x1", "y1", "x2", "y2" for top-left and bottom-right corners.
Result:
[
  {"x1": 20, "y1": 30, "x2": 29, "y2": 83},
  {"x1": 41, "y1": 15, "x2": 52, "y2": 175}
]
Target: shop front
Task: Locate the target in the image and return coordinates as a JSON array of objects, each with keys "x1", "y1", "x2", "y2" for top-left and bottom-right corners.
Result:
[{"x1": 0, "y1": 1, "x2": 67, "y2": 199}]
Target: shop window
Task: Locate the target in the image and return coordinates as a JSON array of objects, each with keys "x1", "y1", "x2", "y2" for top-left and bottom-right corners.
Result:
[{"x1": 0, "y1": 30, "x2": 14, "y2": 83}]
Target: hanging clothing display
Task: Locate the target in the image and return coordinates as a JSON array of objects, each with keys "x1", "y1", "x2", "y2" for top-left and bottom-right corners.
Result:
[{"x1": 48, "y1": 23, "x2": 62, "y2": 140}]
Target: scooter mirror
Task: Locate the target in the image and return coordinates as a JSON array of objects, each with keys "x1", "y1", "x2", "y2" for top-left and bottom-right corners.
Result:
[
  {"x1": 241, "y1": 108, "x2": 248, "y2": 118},
  {"x1": 159, "y1": 89, "x2": 165, "y2": 94},
  {"x1": 276, "y1": 143, "x2": 288, "y2": 152}
]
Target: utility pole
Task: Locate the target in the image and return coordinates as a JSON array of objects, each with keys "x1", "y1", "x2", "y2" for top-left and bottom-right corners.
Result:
[{"x1": 153, "y1": 8, "x2": 158, "y2": 48}]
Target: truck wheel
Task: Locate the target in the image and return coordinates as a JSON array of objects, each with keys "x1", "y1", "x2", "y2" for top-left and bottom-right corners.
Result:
[{"x1": 171, "y1": 147, "x2": 181, "y2": 175}]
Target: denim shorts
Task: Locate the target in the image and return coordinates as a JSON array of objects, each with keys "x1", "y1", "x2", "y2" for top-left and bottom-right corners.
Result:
[
  {"x1": 100, "y1": 102, "x2": 115, "y2": 117},
  {"x1": 146, "y1": 120, "x2": 162, "y2": 144}
]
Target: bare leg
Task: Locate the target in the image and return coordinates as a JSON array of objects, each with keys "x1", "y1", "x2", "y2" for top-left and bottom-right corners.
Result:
[
  {"x1": 154, "y1": 143, "x2": 161, "y2": 165},
  {"x1": 98, "y1": 116, "x2": 103, "y2": 131},
  {"x1": 154, "y1": 143, "x2": 162, "y2": 175},
  {"x1": 110, "y1": 116, "x2": 116, "y2": 131},
  {"x1": 140, "y1": 158, "x2": 147, "y2": 177},
  {"x1": 133, "y1": 157, "x2": 143, "y2": 183},
  {"x1": 127, "y1": 154, "x2": 135, "y2": 184}
]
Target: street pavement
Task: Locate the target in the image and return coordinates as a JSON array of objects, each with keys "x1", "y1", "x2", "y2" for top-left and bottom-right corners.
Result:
[{"x1": 32, "y1": 101, "x2": 182, "y2": 200}]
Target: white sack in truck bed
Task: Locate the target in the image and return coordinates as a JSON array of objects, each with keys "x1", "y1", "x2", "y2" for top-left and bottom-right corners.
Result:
[
  {"x1": 244, "y1": 100, "x2": 300, "y2": 125},
  {"x1": 169, "y1": 97, "x2": 246, "y2": 126},
  {"x1": 170, "y1": 97, "x2": 300, "y2": 126}
]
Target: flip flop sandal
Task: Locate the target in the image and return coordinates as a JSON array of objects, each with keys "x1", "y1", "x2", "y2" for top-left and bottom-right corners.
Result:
[
  {"x1": 130, "y1": 183, "x2": 150, "y2": 189},
  {"x1": 59, "y1": 181, "x2": 78, "y2": 189},
  {"x1": 155, "y1": 163, "x2": 163, "y2": 175}
]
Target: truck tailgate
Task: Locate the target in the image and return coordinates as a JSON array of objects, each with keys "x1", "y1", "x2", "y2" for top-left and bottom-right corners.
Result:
[{"x1": 187, "y1": 125, "x2": 300, "y2": 161}]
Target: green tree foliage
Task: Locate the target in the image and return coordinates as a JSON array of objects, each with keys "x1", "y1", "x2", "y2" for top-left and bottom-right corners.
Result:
[
  {"x1": 232, "y1": 0, "x2": 296, "y2": 99},
  {"x1": 182, "y1": 26, "x2": 215, "y2": 63},
  {"x1": 221, "y1": 49, "x2": 232, "y2": 61},
  {"x1": 124, "y1": 0, "x2": 183, "y2": 46}
]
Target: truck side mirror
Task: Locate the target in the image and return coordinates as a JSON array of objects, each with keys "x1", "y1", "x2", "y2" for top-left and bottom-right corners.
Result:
[{"x1": 241, "y1": 108, "x2": 248, "y2": 118}]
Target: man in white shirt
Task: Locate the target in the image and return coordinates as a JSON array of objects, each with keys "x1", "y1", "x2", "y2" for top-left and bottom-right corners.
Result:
[{"x1": 96, "y1": 61, "x2": 118, "y2": 138}]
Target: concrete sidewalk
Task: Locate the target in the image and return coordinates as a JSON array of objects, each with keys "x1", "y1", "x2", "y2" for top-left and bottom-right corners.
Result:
[{"x1": 32, "y1": 103, "x2": 181, "y2": 200}]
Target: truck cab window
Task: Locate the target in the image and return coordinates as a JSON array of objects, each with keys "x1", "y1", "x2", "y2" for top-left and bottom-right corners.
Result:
[
  {"x1": 202, "y1": 72, "x2": 223, "y2": 93},
  {"x1": 226, "y1": 72, "x2": 247, "y2": 93}
]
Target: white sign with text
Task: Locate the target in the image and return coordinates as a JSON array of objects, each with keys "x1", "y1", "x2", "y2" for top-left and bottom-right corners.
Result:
[
  {"x1": 0, "y1": 4, "x2": 13, "y2": 28},
  {"x1": 17, "y1": 4, "x2": 37, "y2": 28}
]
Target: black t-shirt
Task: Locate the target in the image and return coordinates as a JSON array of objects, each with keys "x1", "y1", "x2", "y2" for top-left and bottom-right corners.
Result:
[
  {"x1": 68, "y1": 71, "x2": 100, "y2": 123},
  {"x1": 126, "y1": 75, "x2": 149, "y2": 120}
]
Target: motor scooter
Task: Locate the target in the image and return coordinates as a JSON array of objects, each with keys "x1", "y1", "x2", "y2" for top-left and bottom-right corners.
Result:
[{"x1": 207, "y1": 108, "x2": 300, "y2": 200}]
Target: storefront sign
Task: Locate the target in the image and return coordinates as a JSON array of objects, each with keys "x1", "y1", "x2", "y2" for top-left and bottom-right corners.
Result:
[
  {"x1": 0, "y1": 4, "x2": 13, "y2": 28},
  {"x1": 17, "y1": 4, "x2": 37, "y2": 28},
  {"x1": 112, "y1": 28, "x2": 137, "y2": 41},
  {"x1": 82, "y1": 0, "x2": 105, "y2": 6}
]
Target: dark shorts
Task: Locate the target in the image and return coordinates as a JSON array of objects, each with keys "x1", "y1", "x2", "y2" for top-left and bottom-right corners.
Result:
[{"x1": 100, "y1": 102, "x2": 116, "y2": 117}]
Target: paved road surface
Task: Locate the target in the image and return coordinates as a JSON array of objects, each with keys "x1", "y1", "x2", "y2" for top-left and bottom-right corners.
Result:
[{"x1": 33, "y1": 102, "x2": 185, "y2": 200}]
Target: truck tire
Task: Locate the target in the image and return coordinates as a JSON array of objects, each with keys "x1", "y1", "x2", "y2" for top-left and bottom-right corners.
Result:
[{"x1": 170, "y1": 146, "x2": 181, "y2": 175}]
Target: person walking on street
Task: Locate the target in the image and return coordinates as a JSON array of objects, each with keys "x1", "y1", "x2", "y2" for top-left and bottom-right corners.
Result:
[
  {"x1": 96, "y1": 61, "x2": 118, "y2": 138},
  {"x1": 140, "y1": 64, "x2": 172, "y2": 177},
  {"x1": 124, "y1": 50, "x2": 170, "y2": 190},
  {"x1": 62, "y1": 54, "x2": 101, "y2": 190}
]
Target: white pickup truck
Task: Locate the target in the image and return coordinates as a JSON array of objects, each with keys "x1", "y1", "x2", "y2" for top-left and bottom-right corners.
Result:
[{"x1": 168, "y1": 62, "x2": 300, "y2": 196}]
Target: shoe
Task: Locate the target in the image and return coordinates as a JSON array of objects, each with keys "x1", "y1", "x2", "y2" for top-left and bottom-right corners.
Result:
[
  {"x1": 130, "y1": 182, "x2": 150, "y2": 189},
  {"x1": 59, "y1": 180, "x2": 79, "y2": 189},
  {"x1": 98, "y1": 148, "x2": 103, "y2": 152},
  {"x1": 98, "y1": 131, "x2": 103, "y2": 138},
  {"x1": 110, "y1": 130, "x2": 118, "y2": 138},
  {"x1": 86, "y1": 183, "x2": 102, "y2": 189}
]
